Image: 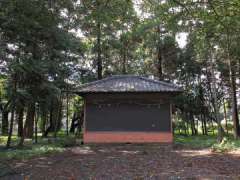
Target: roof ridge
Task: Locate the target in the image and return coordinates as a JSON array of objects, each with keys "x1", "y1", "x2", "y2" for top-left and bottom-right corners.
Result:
[
  {"x1": 78, "y1": 76, "x2": 115, "y2": 88},
  {"x1": 77, "y1": 75, "x2": 182, "y2": 93},
  {"x1": 80, "y1": 75, "x2": 132, "y2": 88},
  {"x1": 139, "y1": 76, "x2": 180, "y2": 89},
  {"x1": 79, "y1": 75, "x2": 139, "y2": 88}
]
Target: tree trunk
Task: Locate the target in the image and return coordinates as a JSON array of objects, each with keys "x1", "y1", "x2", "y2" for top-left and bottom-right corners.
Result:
[
  {"x1": 122, "y1": 42, "x2": 127, "y2": 74},
  {"x1": 210, "y1": 47, "x2": 223, "y2": 142},
  {"x1": 157, "y1": 25, "x2": 164, "y2": 81},
  {"x1": 40, "y1": 109, "x2": 48, "y2": 136},
  {"x1": 6, "y1": 107, "x2": 15, "y2": 148},
  {"x1": 189, "y1": 113, "x2": 197, "y2": 135},
  {"x1": 25, "y1": 103, "x2": 35, "y2": 138},
  {"x1": 97, "y1": 21, "x2": 102, "y2": 80},
  {"x1": 6, "y1": 76, "x2": 17, "y2": 148},
  {"x1": 186, "y1": 119, "x2": 189, "y2": 135},
  {"x1": 230, "y1": 68, "x2": 240, "y2": 138},
  {"x1": 66, "y1": 89, "x2": 69, "y2": 136},
  {"x1": 223, "y1": 99, "x2": 228, "y2": 134},
  {"x1": 43, "y1": 104, "x2": 54, "y2": 137},
  {"x1": 1, "y1": 110, "x2": 9, "y2": 135},
  {"x1": 44, "y1": 98, "x2": 62, "y2": 137},
  {"x1": 54, "y1": 96, "x2": 63, "y2": 138},
  {"x1": 226, "y1": 33, "x2": 240, "y2": 139},
  {"x1": 70, "y1": 112, "x2": 78, "y2": 133},
  {"x1": 17, "y1": 106, "x2": 24, "y2": 137},
  {"x1": 76, "y1": 111, "x2": 84, "y2": 136},
  {"x1": 201, "y1": 115, "x2": 205, "y2": 135},
  {"x1": 34, "y1": 104, "x2": 38, "y2": 143},
  {"x1": 157, "y1": 45, "x2": 163, "y2": 80},
  {"x1": 203, "y1": 114, "x2": 208, "y2": 135}
]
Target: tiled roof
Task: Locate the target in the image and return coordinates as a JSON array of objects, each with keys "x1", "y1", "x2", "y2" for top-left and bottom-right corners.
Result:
[{"x1": 76, "y1": 75, "x2": 182, "y2": 93}]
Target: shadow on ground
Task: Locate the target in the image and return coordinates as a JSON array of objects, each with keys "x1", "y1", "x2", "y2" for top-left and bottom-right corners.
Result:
[{"x1": 1, "y1": 144, "x2": 240, "y2": 180}]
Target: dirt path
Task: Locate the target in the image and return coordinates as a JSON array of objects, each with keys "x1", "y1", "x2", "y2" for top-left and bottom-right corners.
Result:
[{"x1": 2, "y1": 144, "x2": 240, "y2": 180}]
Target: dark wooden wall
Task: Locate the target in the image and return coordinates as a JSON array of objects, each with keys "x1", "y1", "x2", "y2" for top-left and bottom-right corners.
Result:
[{"x1": 84, "y1": 93, "x2": 172, "y2": 132}]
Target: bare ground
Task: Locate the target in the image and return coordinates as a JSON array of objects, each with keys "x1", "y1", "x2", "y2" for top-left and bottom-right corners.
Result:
[{"x1": 1, "y1": 144, "x2": 240, "y2": 180}]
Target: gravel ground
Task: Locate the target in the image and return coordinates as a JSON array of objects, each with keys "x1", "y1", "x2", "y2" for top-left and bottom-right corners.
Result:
[{"x1": 1, "y1": 144, "x2": 240, "y2": 180}]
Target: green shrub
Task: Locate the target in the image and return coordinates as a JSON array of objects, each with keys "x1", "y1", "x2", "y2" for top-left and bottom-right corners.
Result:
[
  {"x1": 211, "y1": 137, "x2": 240, "y2": 152},
  {"x1": 58, "y1": 136, "x2": 77, "y2": 147}
]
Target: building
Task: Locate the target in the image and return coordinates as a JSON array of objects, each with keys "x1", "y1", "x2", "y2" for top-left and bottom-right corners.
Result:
[{"x1": 76, "y1": 75, "x2": 182, "y2": 143}]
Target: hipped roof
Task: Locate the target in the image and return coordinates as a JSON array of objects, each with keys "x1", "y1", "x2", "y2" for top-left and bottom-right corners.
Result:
[{"x1": 76, "y1": 75, "x2": 182, "y2": 94}]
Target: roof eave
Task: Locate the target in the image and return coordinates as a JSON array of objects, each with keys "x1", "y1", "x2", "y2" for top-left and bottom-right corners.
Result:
[{"x1": 75, "y1": 90, "x2": 183, "y2": 96}]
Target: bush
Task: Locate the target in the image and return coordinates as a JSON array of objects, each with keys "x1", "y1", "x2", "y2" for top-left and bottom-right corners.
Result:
[
  {"x1": 211, "y1": 137, "x2": 240, "y2": 153},
  {"x1": 58, "y1": 137, "x2": 77, "y2": 147}
]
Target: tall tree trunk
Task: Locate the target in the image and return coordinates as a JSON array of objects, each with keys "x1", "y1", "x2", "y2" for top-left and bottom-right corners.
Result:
[
  {"x1": 229, "y1": 67, "x2": 240, "y2": 138},
  {"x1": 157, "y1": 25, "x2": 164, "y2": 80},
  {"x1": 17, "y1": 106, "x2": 24, "y2": 137},
  {"x1": 6, "y1": 106, "x2": 15, "y2": 148},
  {"x1": 201, "y1": 115, "x2": 205, "y2": 135},
  {"x1": 70, "y1": 112, "x2": 77, "y2": 133},
  {"x1": 122, "y1": 50, "x2": 127, "y2": 74},
  {"x1": 66, "y1": 89, "x2": 69, "y2": 136},
  {"x1": 122, "y1": 42, "x2": 127, "y2": 74},
  {"x1": 18, "y1": 116, "x2": 27, "y2": 147},
  {"x1": 226, "y1": 33, "x2": 240, "y2": 139},
  {"x1": 34, "y1": 104, "x2": 38, "y2": 143},
  {"x1": 6, "y1": 76, "x2": 17, "y2": 148},
  {"x1": 97, "y1": 21, "x2": 102, "y2": 80},
  {"x1": 44, "y1": 101, "x2": 54, "y2": 137},
  {"x1": 40, "y1": 108, "x2": 48, "y2": 136},
  {"x1": 203, "y1": 114, "x2": 208, "y2": 135},
  {"x1": 157, "y1": 45, "x2": 163, "y2": 80},
  {"x1": 25, "y1": 103, "x2": 35, "y2": 138},
  {"x1": 223, "y1": 99, "x2": 228, "y2": 134},
  {"x1": 210, "y1": 49, "x2": 223, "y2": 142},
  {"x1": 186, "y1": 119, "x2": 189, "y2": 135},
  {"x1": 195, "y1": 117, "x2": 198, "y2": 135},
  {"x1": 189, "y1": 112, "x2": 197, "y2": 135},
  {"x1": 54, "y1": 96, "x2": 63, "y2": 138},
  {"x1": 1, "y1": 109, "x2": 9, "y2": 135}
]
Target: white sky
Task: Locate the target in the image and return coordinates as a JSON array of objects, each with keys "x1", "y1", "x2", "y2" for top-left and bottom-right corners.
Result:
[{"x1": 176, "y1": 32, "x2": 188, "y2": 48}]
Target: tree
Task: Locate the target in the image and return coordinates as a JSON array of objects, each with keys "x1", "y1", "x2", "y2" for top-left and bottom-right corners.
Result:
[
  {"x1": 0, "y1": 0, "x2": 83, "y2": 146},
  {"x1": 77, "y1": 0, "x2": 138, "y2": 78}
]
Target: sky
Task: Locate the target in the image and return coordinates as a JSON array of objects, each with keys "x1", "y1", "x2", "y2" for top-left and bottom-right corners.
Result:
[{"x1": 176, "y1": 32, "x2": 188, "y2": 48}]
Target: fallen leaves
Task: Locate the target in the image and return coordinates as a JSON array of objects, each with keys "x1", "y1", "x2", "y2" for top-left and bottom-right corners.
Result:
[{"x1": 3, "y1": 144, "x2": 240, "y2": 179}]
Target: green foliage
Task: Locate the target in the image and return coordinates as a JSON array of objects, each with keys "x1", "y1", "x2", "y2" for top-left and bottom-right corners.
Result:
[
  {"x1": 0, "y1": 135, "x2": 79, "y2": 160},
  {"x1": 0, "y1": 0, "x2": 240, "y2": 147},
  {"x1": 212, "y1": 137, "x2": 240, "y2": 153},
  {"x1": 175, "y1": 134, "x2": 240, "y2": 152},
  {"x1": 0, "y1": 144, "x2": 65, "y2": 160},
  {"x1": 77, "y1": 0, "x2": 139, "y2": 76},
  {"x1": 175, "y1": 135, "x2": 216, "y2": 149}
]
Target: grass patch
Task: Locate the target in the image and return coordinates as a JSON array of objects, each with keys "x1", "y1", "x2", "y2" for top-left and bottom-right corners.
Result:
[
  {"x1": 174, "y1": 135, "x2": 216, "y2": 148},
  {"x1": 0, "y1": 136, "x2": 18, "y2": 146},
  {"x1": 211, "y1": 137, "x2": 240, "y2": 152},
  {"x1": 1, "y1": 133, "x2": 240, "y2": 161},
  {"x1": 0, "y1": 135, "x2": 81, "y2": 160},
  {"x1": 0, "y1": 144, "x2": 65, "y2": 160},
  {"x1": 174, "y1": 134, "x2": 240, "y2": 152}
]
